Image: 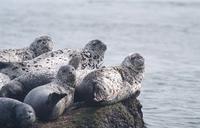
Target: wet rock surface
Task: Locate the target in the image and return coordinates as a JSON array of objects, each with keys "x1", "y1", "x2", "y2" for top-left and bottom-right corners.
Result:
[{"x1": 32, "y1": 96, "x2": 144, "y2": 128}]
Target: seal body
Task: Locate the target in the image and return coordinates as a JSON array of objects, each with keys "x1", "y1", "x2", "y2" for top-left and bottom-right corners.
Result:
[
  {"x1": 0, "y1": 97, "x2": 36, "y2": 128},
  {"x1": 24, "y1": 65, "x2": 76, "y2": 121},
  {"x1": 0, "y1": 39, "x2": 107, "y2": 79},
  {"x1": 0, "y1": 73, "x2": 10, "y2": 90},
  {"x1": 24, "y1": 84, "x2": 74, "y2": 121},
  {"x1": 0, "y1": 70, "x2": 55, "y2": 101},
  {"x1": 0, "y1": 65, "x2": 76, "y2": 101},
  {"x1": 0, "y1": 36, "x2": 54, "y2": 69},
  {"x1": 75, "y1": 53, "x2": 145, "y2": 105}
]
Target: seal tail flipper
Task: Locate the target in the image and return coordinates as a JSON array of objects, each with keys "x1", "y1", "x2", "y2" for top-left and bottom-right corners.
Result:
[{"x1": 47, "y1": 92, "x2": 67, "y2": 106}]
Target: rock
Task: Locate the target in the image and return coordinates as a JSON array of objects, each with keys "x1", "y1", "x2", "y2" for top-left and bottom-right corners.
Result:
[{"x1": 31, "y1": 96, "x2": 144, "y2": 128}]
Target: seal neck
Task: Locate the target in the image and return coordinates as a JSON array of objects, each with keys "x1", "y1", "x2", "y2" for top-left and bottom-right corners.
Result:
[{"x1": 56, "y1": 75, "x2": 76, "y2": 88}]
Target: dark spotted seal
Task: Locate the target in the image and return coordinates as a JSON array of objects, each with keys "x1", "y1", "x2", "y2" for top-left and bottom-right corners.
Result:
[
  {"x1": 0, "y1": 97, "x2": 36, "y2": 128},
  {"x1": 75, "y1": 53, "x2": 145, "y2": 105},
  {"x1": 24, "y1": 65, "x2": 75, "y2": 121},
  {"x1": 0, "y1": 65, "x2": 75, "y2": 101},
  {"x1": 0, "y1": 36, "x2": 54, "y2": 69},
  {"x1": 0, "y1": 39, "x2": 106, "y2": 79}
]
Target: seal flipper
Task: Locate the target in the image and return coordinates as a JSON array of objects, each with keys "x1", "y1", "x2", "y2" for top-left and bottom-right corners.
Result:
[{"x1": 47, "y1": 92, "x2": 67, "y2": 106}]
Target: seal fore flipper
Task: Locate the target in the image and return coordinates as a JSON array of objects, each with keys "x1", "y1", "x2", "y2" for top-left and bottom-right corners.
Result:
[{"x1": 47, "y1": 92, "x2": 67, "y2": 106}]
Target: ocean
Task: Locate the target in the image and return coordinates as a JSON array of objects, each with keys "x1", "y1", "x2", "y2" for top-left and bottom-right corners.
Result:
[{"x1": 0, "y1": 0, "x2": 200, "y2": 127}]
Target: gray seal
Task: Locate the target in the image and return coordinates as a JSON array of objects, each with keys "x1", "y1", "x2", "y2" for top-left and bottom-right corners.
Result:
[
  {"x1": 0, "y1": 97, "x2": 36, "y2": 128},
  {"x1": 24, "y1": 65, "x2": 75, "y2": 121},
  {"x1": 0, "y1": 39, "x2": 106, "y2": 79},
  {"x1": 0, "y1": 36, "x2": 54, "y2": 69},
  {"x1": 0, "y1": 65, "x2": 75, "y2": 101},
  {"x1": 75, "y1": 53, "x2": 145, "y2": 105},
  {"x1": 0, "y1": 73, "x2": 10, "y2": 90}
]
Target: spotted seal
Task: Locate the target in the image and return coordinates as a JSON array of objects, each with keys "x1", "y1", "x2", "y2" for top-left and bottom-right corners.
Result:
[
  {"x1": 24, "y1": 65, "x2": 75, "y2": 121},
  {"x1": 0, "y1": 73, "x2": 10, "y2": 90},
  {"x1": 0, "y1": 36, "x2": 54, "y2": 69},
  {"x1": 0, "y1": 64, "x2": 75, "y2": 101},
  {"x1": 0, "y1": 39, "x2": 107, "y2": 79},
  {"x1": 75, "y1": 53, "x2": 145, "y2": 105},
  {"x1": 0, "y1": 97, "x2": 36, "y2": 128}
]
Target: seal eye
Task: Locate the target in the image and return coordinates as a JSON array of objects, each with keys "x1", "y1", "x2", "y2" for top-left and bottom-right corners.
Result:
[
  {"x1": 42, "y1": 41, "x2": 46, "y2": 45},
  {"x1": 28, "y1": 110, "x2": 32, "y2": 113},
  {"x1": 62, "y1": 70, "x2": 66, "y2": 73},
  {"x1": 37, "y1": 39, "x2": 42, "y2": 43},
  {"x1": 68, "y1": 71, "x2": 73, "y2": 75},
  {"x1": 93, "y1": 55, "x2": 99, "y2": 59},
  {"x1": 130, "y1": 56, "x2": 136, "y2": 62}
]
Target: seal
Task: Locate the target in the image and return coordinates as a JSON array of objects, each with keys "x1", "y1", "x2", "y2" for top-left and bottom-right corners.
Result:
[
  {"x1": 74, "y1": 53, "x2": 145, "y2": 105},
  {"x1": 24, "y1": 65, "x2": 76, "y2": 121},
  {"x1": 0, "y1": 73, "x2": 10, "y2": 90},
  {"x1": 0, "y1": 65, "x2": 75, "y2": 101},
  {"x1": 0, "y1": 36, "x2": 54, "y2": 69},
  {"x1": 0, "y1": 97, "x2": 36, "y2": 128},
  {"x1": 0, "y1": 39, "x2": 106, "y2": 79}
]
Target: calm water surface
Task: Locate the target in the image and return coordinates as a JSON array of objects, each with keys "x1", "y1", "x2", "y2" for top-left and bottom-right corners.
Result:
[{"x1": 0, "y1": 0, "x2": 200, "y2": 127}]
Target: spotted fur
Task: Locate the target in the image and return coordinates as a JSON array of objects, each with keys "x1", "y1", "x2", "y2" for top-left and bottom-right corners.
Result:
[{"x1": 75, "y1": 53, "x2": 145, "y2": 105}]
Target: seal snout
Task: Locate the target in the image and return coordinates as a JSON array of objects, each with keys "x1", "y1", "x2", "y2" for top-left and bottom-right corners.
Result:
[{"x1": 134, "y1": 58, "x2": 144, "y2": 67}]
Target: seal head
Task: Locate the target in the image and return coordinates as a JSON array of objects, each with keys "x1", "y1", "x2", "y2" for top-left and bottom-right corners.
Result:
[
  {"x1": 83, "y1": 39, "x2": 107, "y2": 59},
  {"x1": 56, "y1": 65, "x2": 76, "y2": 88},
  {"x1": 29, "y1": 36, "x2": 54, "y2": 57},
  {"x1": 121, "y1": 53, "x2": 145, "y2": 73},
  {"x1": 15, "y1": 103, "x2": 36, "y2": 128},
  {"x1": 81, "y1": 40, "x2": 107, "y2": 69}
]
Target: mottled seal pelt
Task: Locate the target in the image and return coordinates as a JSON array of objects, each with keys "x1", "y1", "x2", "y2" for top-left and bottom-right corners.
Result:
[
  {"x1": 0, "y1": 64, "x2": 75, "y2": 101},
  {"x1": 24, "y1": 65, "x2": 76, "y2": 121},
  {"x1": 0, "y1": 36, "x2": 54, "y2": 69},
  {"x1": 0, "y1": 39, "x2": 107, "y2": 79},
  {"x1": 0, "y1": 73, "x2": 10, "y2": 90},
  {"x1": 75, "y1": 53, "x2": 145, "y2": 105},
  {"x1": 0, "y1": 97, "x2": 36, "y2": 128}
]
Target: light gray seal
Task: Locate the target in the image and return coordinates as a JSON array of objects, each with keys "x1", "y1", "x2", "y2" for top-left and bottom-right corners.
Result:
[
  {"x1": 0, "y1": 65, "x2": 75, "y2": 101},
  {"x1": 0, "y1": 73, "x2": 10, "y2": 90},
  {"x1": 0, "y1": 39, "x2": 106, "y2": 79},
  {"x1": 0, "y1": 97, "x2": 36, "y2": 128},
  {"x1": 75, "y1": 53, "x2": 145, "y2": 105},
  {"x1": 24, "y1": 65, "x2": 76, "y2": 121},
  {"x1": 0, "y1": 36, "x2": 54, "y2": 69}
]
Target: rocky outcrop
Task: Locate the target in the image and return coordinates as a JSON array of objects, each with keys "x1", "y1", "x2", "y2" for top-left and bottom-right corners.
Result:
[{"x1": 32, "y1": 96, "x2": 144, "y2": 128}]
